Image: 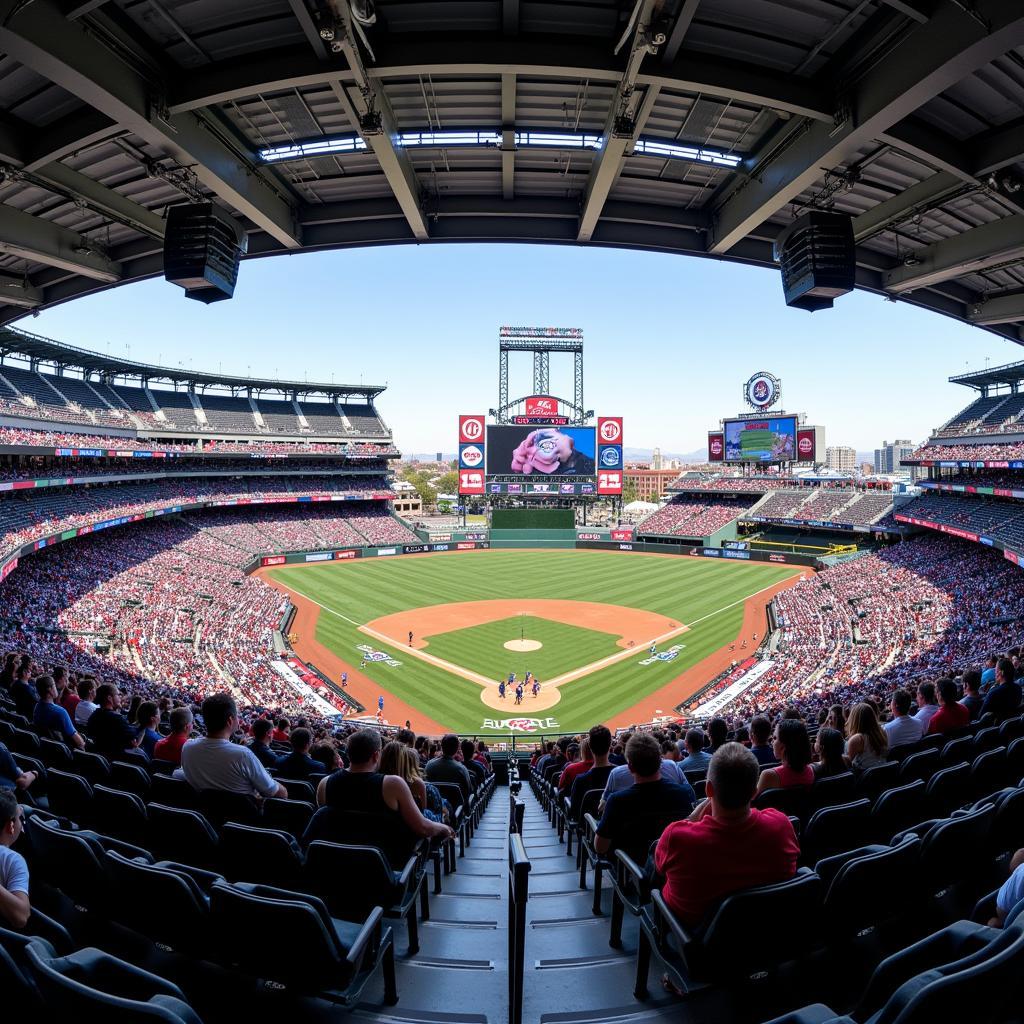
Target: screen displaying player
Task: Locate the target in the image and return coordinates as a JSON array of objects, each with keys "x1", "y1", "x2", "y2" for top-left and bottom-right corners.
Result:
[{"x1": 486, "y1": 425, "x2": 596, "y2": 476}]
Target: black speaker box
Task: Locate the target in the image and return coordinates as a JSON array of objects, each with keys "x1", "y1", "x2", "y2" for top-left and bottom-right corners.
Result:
[
  {"x1": 163, "y1": 202, "x2": 247, "y2": 303},
  {"x1": 774, "y1": 211, "x2": 855, "y2": 312}
]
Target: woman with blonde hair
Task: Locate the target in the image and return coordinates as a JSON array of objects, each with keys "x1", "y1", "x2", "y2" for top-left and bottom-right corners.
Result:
[
  {"x1": 845, "y1": 702, "x2": 888, "y2": 771},
  {"x1": 380, "y1": 740, "x2": 447, "y2": 822}
]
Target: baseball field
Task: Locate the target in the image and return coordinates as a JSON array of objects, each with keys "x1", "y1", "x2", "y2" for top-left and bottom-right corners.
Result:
[{"x1": 264, "y1": 548, "x2": 803, "y2": 736}]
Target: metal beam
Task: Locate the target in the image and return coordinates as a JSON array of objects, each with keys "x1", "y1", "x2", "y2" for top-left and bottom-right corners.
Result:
[
  {"x1": 884, "y1": 214, "x2": 1024, "y2": 293},
  {"x1": 971, "y1": 118, "x2": 1024, "y2": 177},
  {"x1": 0, "y1": 274, "x2": 42, "y2": 308},
  {"x1": 326, "y1": 2, "x2": 428, "y2": 240},
  {"x1": 877, "y1": 0, "x2": 929, "y2": 24},
  {"x1": 503, "y1": 0, "x2": 519, "y2": 35},
  {"x1": 968, "y1": 290, "x2": 1024, "y2": 326},
  {"x1": 0, "y1": 204, "x2": 120, "y2": 280},
  {"x1": 709, "y1": 0, "x2": 1024, "y2": 254},
  {"x1": 851, "y1": 171, "x2": 964, "y2": 242},
  {"x1": 168, "y1": 40, "x2": 834, "y2": 123},
  {"x1": 0, "y1": 0, "x2": 301, "y2": 248},
  {"x1": 501, "y1": 73, "x2": 516, "y2": 200},
  {"x1": 661, "y1": 0, "x2": 701, "y2": 64},
  {"x1": 578, "y1": 0, "x2": 660, "y2": 243}
]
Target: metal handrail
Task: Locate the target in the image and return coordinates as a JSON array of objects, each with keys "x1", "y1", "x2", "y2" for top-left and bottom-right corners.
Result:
[{"x1": 508, "y1": 829, "x2": 531, "y2": 1024}]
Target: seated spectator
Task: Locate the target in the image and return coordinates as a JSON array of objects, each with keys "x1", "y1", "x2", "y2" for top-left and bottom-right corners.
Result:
[
  {"x1": 654, "y1": 743, "x2": 799, "y2": 929},
  {"x1": 179, "y1": 694, "x2": 287, "y2": 800},
  {"x1": 708, "y1": 717, "x2": 729, "y2": 752},
  {"x1": 134, "y1": 701, "x2": 162, "y2": 759},
  {"x1": 0, "y1": 742, "x2": 35, "y2": 794},
  {"x1": 152, "y1": 707, "x2": 193, "y2": 766},
  {"x1": 9, "y1": 664, "x2": 34, "y2": 720},
  {"x1": 982, "y1": 654, "x2": 999, "y2": 689},
  {"x1": 812, "y1": 727, "x2": 848, "y2": 780},
  {"x1": 991, "y1": 848, "x2": 1024, "y2": 927},
  {"x1": 569, "y1": 725, "x2": 615, "y2": 821},
  {"x1": 307, "y1": 730, "x2": 453, "y2": 855},
  {"x1": 0, "y1": 790, "x2": 29, "y2": 929},
  {"x1": 87, "y1": 684, "x2": 140, "y2": 759},
  {"x1": 912, "y1": 682, "x2": 940, "y2": 731},
  {"x1": 247, "y1": 718, "x2": 281, "y2": 769},
  {"x1": 844, "y1": 702, "x2": 888, "y2": 771},
  {"x1": 475, "y1": 741, "x2": 492, "y2": 774},
  {"x1": 825, "y1": 704, "x2": 846, "y2": 734},
  {"x1": 460, "y1": 739, "x2": 487, "y2": 790},
  {"x1": 271, "y1": 717, "x2": 290, "y2": 743},
  {"x1": 275, "y1": 728, "x2": 323, "y2": 779},
  {"x1": 678, "y1": 728, "x2": 712, "y2": 773},
  {"x1": 756, "y1": 720, "x2": 813, "y2": 794},
  {"x1": 981, "y1": 657, "x2": 1022, "y2": 720},
  {"x1": 424, "y1": 734, "x2": 473, "y2": 802},
  {"x1": 380, "y1": 740, "x2": 446, "y2": 823},
  {"x1": 32, "y1": 675, "x2": 85, "y2": 750},
  {"x1": 602, "y1": 740, "x2": 695, "y2": 809},
  {"x1": 883, "y1": 689, "x2": 924, "y2": 746},
  {"x1": 54, "y1": 667, "x2": 77, "y2": 717},
  {"x1": 959, "y1": 669, "x2": 984, "y2": 721},
  {"x1": 748, "y1": 716, "x2": 776, "y2": 766},
  {"x1": 595, "y1": 733, "x2": 694, "y2": 864},
  {"x1": 927, "y1": 677, "x2": 971, "y2": 735},
  {"x1": 73, "y1": 678, "x2": 98, "y2": 729},
  {"x1": 310, "y1": 742, "x2": 339, "y2": 774},
  {"x1": 558, "y1": 737, "x2": 593, "y2": 794}
]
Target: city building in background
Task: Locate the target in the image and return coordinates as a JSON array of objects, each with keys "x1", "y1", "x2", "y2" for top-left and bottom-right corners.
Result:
[
  {"x1": 825, "y1": 446, "x2": 857, "y2": 473},
  {"x1": 624, "y1": 464, "x2": 682, "y2": 501},
  {"x1": 874, "y1": 439, "x2": 918, "y2": 478}
]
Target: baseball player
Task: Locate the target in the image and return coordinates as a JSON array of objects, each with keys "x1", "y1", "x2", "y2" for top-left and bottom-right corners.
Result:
[
  {"x1": 378, "y1": 695, "x2": 385, "y2": 713},
  {"x1": 514, "y1": 683, "x2": 524, "y2": 705},
  {"x1": 498, "y1": 680, "x2": 506, "y2": 700},
  {"x1": 341, "y1": 671, "x2": 348, "y2": 689},
  {"x1": 532, "y1": 678, "x2": 540, "y2": 698},
  {"x1": 649, "y1": 643, "x2": 657, "y2": 657},
  {"x1": 408, "y1": 630, "x2": 414, "y2": 647}
]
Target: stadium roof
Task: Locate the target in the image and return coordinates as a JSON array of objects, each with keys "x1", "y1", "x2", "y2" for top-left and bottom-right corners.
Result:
[
  {"x1": 0, "y1": 326, "x2": 385, "y2": 395},
  {"x1": 0, "y1": 1, "x2": 1023, "y2": 341},
  {"x1": 949, "y1": 357, "x2": 1024, "y2": 391}
]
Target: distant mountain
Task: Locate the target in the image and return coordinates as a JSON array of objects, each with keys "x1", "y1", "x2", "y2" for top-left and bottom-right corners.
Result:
[{"x1": 623, "y1": 447, "x2": 705, "y2": 463}]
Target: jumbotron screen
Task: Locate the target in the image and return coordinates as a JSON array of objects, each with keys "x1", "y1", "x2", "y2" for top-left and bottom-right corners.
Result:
[
  {"x1": 486, "y1": 425, "x2": 597, "y2": 476},
  {"x1": 724, "y1": 416, "x2": 797, "y2": 462}
]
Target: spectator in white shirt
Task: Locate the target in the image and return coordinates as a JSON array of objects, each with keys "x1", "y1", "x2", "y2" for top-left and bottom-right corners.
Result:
[
  {"x1": 883, "y1": 689, "x2": 925, "y2": 747},
  {"x1": 0, "y1": 790, "x2": 29, "y2": 929},
  {"x1": 179, "y1": 693, "x2": 286, "y2": 800},
  {"x1": 911, "y1": 681, "x2": 940, "y2": 733},
  {"x1": 73, "y1": 678, "x2": 99, "y2": 728}
]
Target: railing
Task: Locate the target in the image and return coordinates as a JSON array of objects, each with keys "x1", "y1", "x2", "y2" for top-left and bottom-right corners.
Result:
[{"x1": 508, "y1": 822, "x2": 531, "y2": 1024}]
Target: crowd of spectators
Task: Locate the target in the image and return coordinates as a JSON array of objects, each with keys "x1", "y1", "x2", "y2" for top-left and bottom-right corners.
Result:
[
  {"x1": 910, "y1": 441, "x2": 1024, "y2": 462},
  {"x1": 637, "y1": 496, "x2": 749, "y2": 537}
]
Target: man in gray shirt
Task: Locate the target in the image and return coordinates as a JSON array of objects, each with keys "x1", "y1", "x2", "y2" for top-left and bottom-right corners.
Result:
[
  {"x1": 424, "y1": 733, "x2": 473, "y2": 801},
  {"x1": 179, "y1": 694, "x2": 287, "y2": 800},
  {"x1": 883, "y1": 689, "x2": 925, "y2": 747}
]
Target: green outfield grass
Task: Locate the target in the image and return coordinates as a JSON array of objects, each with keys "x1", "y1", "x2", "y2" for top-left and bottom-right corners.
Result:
[
  {"x1": 268, "y1": 549, "x2": 799, "y2": 735},
  {"x1": 423, "y1": 615, "x2": 620, "y2": 681}
]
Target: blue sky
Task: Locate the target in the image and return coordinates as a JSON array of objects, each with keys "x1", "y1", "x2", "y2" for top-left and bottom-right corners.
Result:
[{"x1": 24, "y1": 243, "x2": 1020, "y2": 457}]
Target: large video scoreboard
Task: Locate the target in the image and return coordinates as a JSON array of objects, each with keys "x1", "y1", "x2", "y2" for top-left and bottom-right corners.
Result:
[{"x1": 458, "y1": 399, "x2": 624, "y2": 496}]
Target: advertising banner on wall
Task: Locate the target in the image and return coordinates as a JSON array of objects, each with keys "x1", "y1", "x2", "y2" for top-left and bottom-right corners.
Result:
[
  {"x1": 597, "y1": 417, "x2": 623, "y2": 444},
  {"x1": 708, "y1": 432, "x2": 724, "y2": 462},
  {"x1": 596, "y1": 416, "x2": 624, "y2": 494},
  {"x1": 796, "y1": 428, "x2": 817, "y2": 463},
  {"x1": 524, "y1": 396, "x2": 559, "y2": 418},
  {"x1": 458, "y1": 415, "x2": 486, "y2": 444},
  {"x1": 598, "y1": 471, "x2": 623, "y2": 495},
  {"x1": 458, "y1": 469, "x2": 485, "y2": 494},
  {"x1": 459, "y1": 414, "x2": 487, "y2": 493}
]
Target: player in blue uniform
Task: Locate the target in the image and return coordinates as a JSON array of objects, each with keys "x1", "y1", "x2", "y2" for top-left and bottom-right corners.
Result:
[{"x1": 498, "y1": 680, "x2": 506, "y2": 699}]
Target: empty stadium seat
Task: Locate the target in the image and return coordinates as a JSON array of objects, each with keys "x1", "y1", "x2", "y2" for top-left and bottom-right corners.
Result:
[
  {"x1": 146, "y1": 804, "x2": 219, "y2": 870},
  {"x1": 219, "y1": 823, "x2": 304, "y2": 887}
]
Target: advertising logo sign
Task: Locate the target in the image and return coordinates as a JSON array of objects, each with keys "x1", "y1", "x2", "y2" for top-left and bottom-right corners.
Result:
[
  {"x1": 560, "y1": 483, "x2": 575, "y2": 494},
  {"x1": 597, "y1": 470, "x2": 623, "y2": 495},
  {"x1": 431, "y1": 543, "x2": 451, "y2": 552},
  {"x1": 599, "y1": 445, "x2": 623, "y2": 469},
  {"x1": 457, "y1": 542, "x2": 476, "y2": 550},
  {"x1": 261, "y1": 555, "x2": 286, "y2": 566},
  {"x1": 581, "y1": 483, "x2": 595, "y2": 494},
  {"x1": 356, "y1": 644, "x2": 402, "y2": 667},
  {"x1": 459, "y1": 444, "x2": 483, "y2": 468},
  {"x1": 743, "y1": 371, "x2": 781, "y2": 410},
  {"x1": 481, "y1": 717, "x2": 559, "y2": 733},
  {"x1": 524, "y1": 396, "x2": 558, "y2": 417},
  {"x1": 305, "y1": 552, "x2": 333, "y2": 562},
  {"x1": 768, "y1": 553, "x2": 788, "y2": 563},
  {"x1": 334, "y1": 550, "x2": 357, "y2": 560},
  {"x1": 618, "y1": 543, "x2": 633, "y2": 551},
  {"x1": 597, "y1": 417, "x2": 623, "y2": 444},
  {"x1": 377, "y1": 547, "x2": 397, "y2": 556},
  {"x1": 708, "y1": 433, "x2": 724, "y2": 462},
  {"x1": 530, "y1": 483, "x2": 552, "y2": 493},
  {"x1": 507, "y1": 483, "x2": 523, "y2": 493},
  {"x1": 611, "y1": 528, "x2": 633, "y2": 541},
  {"x1": 403, "y1": 544, "x2": 427, "y2": 554},
  {"x1": 577, "y1": 532, "x2": 602, "y2": 540},
  {"x1": 639, "y1": 644, "x2": 686, "y2": 665},
  {"x1": 490, "y1": 483, "x2": 502, "y2": 493},
  {"x1": 458, "y1": 469, "x2": 485, "y2": 494},
  {"x1": 797, "y1": 428, "x2": 816, "y2": 461},
  {"x1": 458, "y1": 415, "x2": 485, "y2": 443}
]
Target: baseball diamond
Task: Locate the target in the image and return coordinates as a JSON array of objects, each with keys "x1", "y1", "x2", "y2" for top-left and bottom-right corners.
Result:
[{"x1": 264, "y1": 548, "x2": 801, "y2": 734}]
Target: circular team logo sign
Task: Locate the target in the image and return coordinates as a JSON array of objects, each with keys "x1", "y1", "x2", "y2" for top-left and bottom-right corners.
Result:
[
  {"x1": 599, "y1": 419, "x2": 622, "y2": 443},
  {"x1": 461, "y1": 444, "x2": 483, "y2": 467},
  {"x1": 710, "y1": 438, "x2": 723, "y2": 456},
  {"x1": 798, "y1": 436, "x2": 813, "y2": 456},
  {"x1": 744, "y1": 372, "x2": 780, "y2": 410},
  {"x1": 600, "y1": 447, "x2": 621, "y2": 468},
  {"x1": 461, "y1": 417, "x2": 484, "y2": 442}
]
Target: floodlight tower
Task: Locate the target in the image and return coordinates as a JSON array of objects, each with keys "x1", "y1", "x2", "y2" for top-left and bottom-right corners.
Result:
[{"x1": 492, "y1": 326, "x2": 591, "y2": 423}]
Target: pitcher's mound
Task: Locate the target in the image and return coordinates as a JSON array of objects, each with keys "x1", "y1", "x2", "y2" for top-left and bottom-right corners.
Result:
[{"x1": 504, "y1": 639, "x2": 543, "y2": 652}]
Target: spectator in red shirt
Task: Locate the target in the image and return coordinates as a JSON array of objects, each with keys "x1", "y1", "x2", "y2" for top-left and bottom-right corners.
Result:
[
  {"x1": 558, "y1": 736, "x2": 593, "y2": 794},
  {"x1": 271, "y1": 717, "x2": 290, "y2": 744},
  {"x1": 927, "y1": 677, "x2": 971, "y2": 735},
  {"x1": 153, "y1": 707, "x2": 193, "y2": 766},
  {"x1": 655, "y1": 742, "x2": 799, "y2": 929}
]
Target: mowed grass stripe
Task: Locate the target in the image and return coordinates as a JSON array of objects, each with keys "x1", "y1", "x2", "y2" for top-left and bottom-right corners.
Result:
[{"x1": 269, "y1": 551, "x2": 799, "y2": 733}]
